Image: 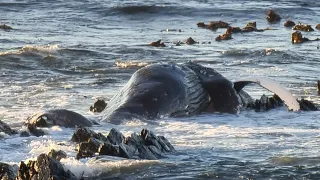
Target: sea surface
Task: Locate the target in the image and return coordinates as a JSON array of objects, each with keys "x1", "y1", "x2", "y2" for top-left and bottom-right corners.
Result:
[{"x1": 0, "y1": 0, "x2": 320, "y2": 179}]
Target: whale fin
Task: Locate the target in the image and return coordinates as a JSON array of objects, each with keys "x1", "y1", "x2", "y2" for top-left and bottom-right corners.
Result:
[{"x1": 234, "y1": 77, "x2": 300, "y2": 111}]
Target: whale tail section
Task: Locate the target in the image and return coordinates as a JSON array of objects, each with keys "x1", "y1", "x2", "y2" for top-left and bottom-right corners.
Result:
[{"x1": 234, "y1": 77, "x2": 300, "y2": 111}]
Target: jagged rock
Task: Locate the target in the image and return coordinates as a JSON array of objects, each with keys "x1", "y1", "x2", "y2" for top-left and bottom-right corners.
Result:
[
  {"x1": 48, "y1": 149, "x2": 67, "y2": 161},
  {"x1": 150, "y1": 40, "x2": 166, "y2": 47},
  {"x1": 16, "y1": 154, "x2": 77, "y2": 180},
  {"x1": 266, "y1": 9, "x2": 281, "y2": 23},
  {"x1": 73, "y1": 127, "x2": 175, "y2": 160},
  {"x1": 98, "y1": 142, "x2": 120, "y2": 157},
  {"x1": 0, "y1": 120, "x2": 17, "y2": 136},
  {"x1": 298, "y1": 99, "x2": 319, "y2": 111},
  {"x1": 215, "y1": 27, "x2": 232, "y2": 41},
  {"x1": 186, "y1": 37, "x2": 196, "y2": 45},
  {"x1": 284, "y1": 20, "x2": 295, "y2": 27},
  {"x1": 20, "y1": 131, "x2": 30, "y2": 137},
  {"x1": 293, "y1": 23, "x2": 314, "y2": 32},
  {"x1": 89, "y1": 99, "x2": 107, "y2": 113},
  {"x1": 107, "y1": 128, "x2": 125, "y2": 145},
  {"x1": 0, "y1": 162, "x2": 17, "y2": 180},
  {"x1": 247, "y1": 94, "x2": 284, "y2": 112},
  {"x1": 76, "y1": 138, "x2": 101, "y2": 159},
  {"x1": 71, "y1": 125, "x2": 108, "y2": 143}
]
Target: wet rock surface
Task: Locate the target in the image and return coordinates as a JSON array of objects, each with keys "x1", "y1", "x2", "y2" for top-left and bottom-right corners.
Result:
[
  {"x1": 291, "y1": 31, "x2": 309, "y2": 44},
  {"x1": 266, "y1": 9, "x2": 281, "y2": 23},
  {"x1": 48, "y1": 149, "x2": 67, "y2": 161},
  {"x1": 316, "y1": 24, "x2": 320, "y2": 30},
  {"x1": 292, "y1": 23, "x2": 314, "y2": 32},
  {"x1": 0, "y1": 24, "x2": 13, "y2": 31},
  {"x1": 197, "y1": 21, "x2": 229, "y2": 30},
  {"x1": 0, "y1": 120, "x2": 17, "y2": 136},
  {"x1": 150, "y1": 40, "x2": 166, "y2": 47},
  {"x1": 16, "y1": 154, "x2": 77, "y2": 180},
  {"x1": 89, "y1": 99, "x2": 107, "y2": 113},
  {"x1": 215, "y1": 27, "x2": 232, "y2": 41},
  {"x1": 73, "y1": 126, "x2": 175, "y2": 160},
  {"x1": 284, "y1": 20, "x2": 295, "y2": 27},
  {"x1": 0, "y1": 162, "x2": 17, "y2": 180},
  {"x1": 247, "y1": 94, "x2": 284, "y2": 112},
  {"x1": 318, "y1": 80, "x2": 320, "y2": 94}
]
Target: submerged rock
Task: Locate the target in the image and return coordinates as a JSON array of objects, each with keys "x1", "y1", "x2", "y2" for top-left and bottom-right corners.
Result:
[
  {"x1": 298, "y1": 99, "x2": 319, "y2": 111},
  {"x1": 89, "y1": 99, "x2": 107, "y2": 113},
  {"x1": 266, "y1": 9, "x2": 281, "y2": 23},
  {"x1": 293, "y1": 23, "x2": 314, "y2": 32},
  {"x1": 0, "y1": 120, "x2": 17, "y2": 136},
  {"x1": 73, "y1": 127, "x2": 175, "y2": 160},
  {"x1": 16, "y1": 154, "x2": 77, "y2": 180},
  {"x1": 150, "y1": 40, "x2": 166, "y2": 47},
  {"x1": 0, "y1": 162, "x2": 17, "y2": 180},
  {"x1": 291, "y1": 31, "x2": 309, "y2": 44},
  {"x1": 186, "y1": 37, "x2": 197, "y2": 45},
  {"x1": 197, "y1": 21, "x2": 230, "y2": 30},
  {"x1": 318, "y1": 80, "x2": 320, "y2": 94},
  {"x1": 215, "y1": 27, "x2": 232, "y2": 41},
  {"x1": 316, "y1": 24, "x2": 320, "y2": 30},
  {"x1": 284, "y1": 20, "x2": 296, "y2": 27},
  {"x1": 0, "y1": 24, "x2": 13, "y2": 31}
]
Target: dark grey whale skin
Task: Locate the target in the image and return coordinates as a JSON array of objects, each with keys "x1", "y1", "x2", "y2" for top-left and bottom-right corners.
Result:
[
  {"x1": 25, "y1": 109, "x2": 95, "y2": 128},
  {"x1": 102, "y1": 63, "x2": 211, "y2": 124}
]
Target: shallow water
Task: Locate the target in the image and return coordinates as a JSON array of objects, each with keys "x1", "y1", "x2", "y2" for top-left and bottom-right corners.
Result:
[{"x1": 0, "y1": 0, "x2": 320, "y2": 179}]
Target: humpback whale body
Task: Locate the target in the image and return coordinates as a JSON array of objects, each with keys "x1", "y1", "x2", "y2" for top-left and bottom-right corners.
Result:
[{"x1": 102, "y1": 62, "x2": 304, "y2": 124}]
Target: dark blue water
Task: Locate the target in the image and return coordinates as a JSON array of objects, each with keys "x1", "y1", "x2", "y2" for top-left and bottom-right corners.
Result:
[{"x1": 0, "y1": 0, "x2": 320, "y2": 179}]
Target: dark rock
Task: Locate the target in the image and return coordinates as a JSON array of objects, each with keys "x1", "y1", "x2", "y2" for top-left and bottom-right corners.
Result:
[
  {"x1": 298, "y1": 99, "x2": 319, "y2": 111},
  {"x1": 118, "y1": 143, "x2": 131, "y2": 158},
  {"x1": 20, "y1": 131, "x2": 30, "y2": 137},
  {"x1": 0, "y1": 120, "x2": 17, "y2": 135},
  {"x1": 138, "y1": 145, "x2": 158, "y2": 160},
  {"x1": 228, "y1": 26, "x2": 242, "y2": 33},
  {"x1": 89, "y1": 99, "x2": 107, "y2": 113},
  {"x1": 186, "y1": 37, "x2": 196, "y2": 45},
  {"x1": 27, "y1": 124, "x2": 45, "y2": 137},
  {"x1": 0, "y1": 162, "x2": 17, "y2": 180},
  {"x1": 293, "y1": 23, "x2": 314, "y2": 32},
  {"x1": 291, "y1": 31, "x2": 309, "y2": 44},
  {"x1": 318, "y1": 80, "x2": 320, "y2": 94},
  {"x1": 107, "y1": 128, "x2": 125, "y2": 145},
  {"x1": 266, "y1": 9, "x2": 281, "y2": 23},
  {"x1": 316, "y1": 24, "x2": 320, "y2": 30},
  {"x1": 284, "y1": 20, "x2": 296, "y2": 27},
  {"x1": 0, "y1": 24, "x2": 13, "y2": 31},
  {"x1": 71, "y1": 125, "x2": 108, "y2": 143},
  {"x1": 196, "y1": 22, "x2": 207, "y2": 28},
  {"x1": 215, "y1": 27, "x2": 233, "y2": 42},
  {"x1": 208, "y1": 21, "x2": 230, "y2": 30},
  {"x1": 98, "y1": 142, "x2": 119, "y2": 157},
  {"x1": 158, "y1": 136, "x2": 175, "y2": 152},
  {"x1": 48, "y1": 149, "x2": 67, "y2": 161},
  {"x1": 148, "y1": 145, "x2": 163, "y2": 158},
  {"x1": 150, "y1": 40, "x2": 166, "y2": 47},
  {"x1": 141, "y1": 129, "x2": 162, "y2": 150},
  {"x1": 76, "y1": 138, "x2": 101, "y2": 159},
  {"x1": 16, "y1": 154, "x2": 77, "y2": 180}
]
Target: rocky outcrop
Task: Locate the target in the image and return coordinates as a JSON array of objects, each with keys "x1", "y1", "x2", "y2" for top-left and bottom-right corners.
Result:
[
  {"x1": 186, "y1": 37, "x2": 197, "y2": 45},
  {"x1": 266, "y1": 9, "x2": 281, "y2": 23},
  {"x1": 48, "y1": 149, "x2": 67, "y2": 161},
  {"x1": 316, "y1": 24, "x2": 320, "y2": 30},
  {"x1": 0, "y1": 120, "x2": 17, "y2": 136},
  {"x1": 197, "y1": 21, "x2": 230, "y2": 30},
  {"x1": 292, "y1": 23, "x2": 314, "y2": 32},
  {"x1": 246, "y1": 94, "x2": 284, "y2": 112},
  {"x1": 0, "y1": 162, "x2": 17, "y2": 180},
  {"x1": 16, "y1": 154, "x2": 77, "y2": 180},
  {"x1": 284, "y1": 20, "x2": 295, "y2": 27},
  {"x1": 215, "y1": 27, "x2": 232, "y2": 41},
  {"x1": 298, "y1": 99, "x2": 319, "y2": 111},
  {"x1": 291, "y1": 31, "x2": 320, "y2": 44},
  {"x1": 72, "y1": 126, "x2": 175, "y2": 160},
  {"x1": 89, "y1": 99, "x2": 107, "y2": 113},
  {"x1": 150, "y1": 40, "x2": 166, "y2": 47}
]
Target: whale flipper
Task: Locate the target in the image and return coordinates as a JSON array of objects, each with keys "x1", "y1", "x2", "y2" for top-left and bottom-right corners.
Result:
[{"x1": 234, "y1": 77, "x2": 300, "y2": 111}]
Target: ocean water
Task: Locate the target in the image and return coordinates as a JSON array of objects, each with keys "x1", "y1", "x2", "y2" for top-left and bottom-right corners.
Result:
[{"x1": 0, "y1": 0, "x2": 320, "y2": 179}]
